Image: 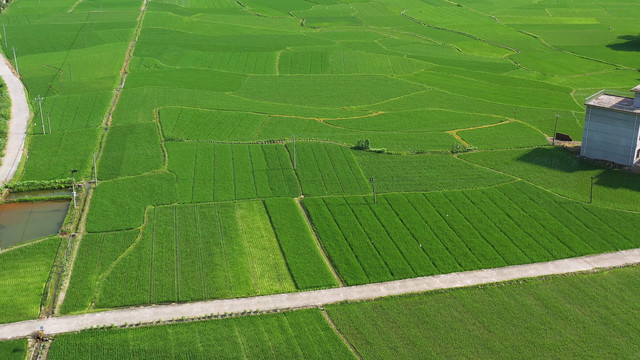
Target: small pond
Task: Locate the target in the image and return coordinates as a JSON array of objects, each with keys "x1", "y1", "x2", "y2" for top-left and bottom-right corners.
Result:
[{"x1": 0, "y1": 201, "x2": 69, "y2": 250}]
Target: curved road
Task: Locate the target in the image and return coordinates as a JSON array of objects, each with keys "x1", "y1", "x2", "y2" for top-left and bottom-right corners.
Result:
[
  {"x1": 0, "y1": 54, "x2": 28, "y2": 185},
  {"x1": 1, "y1": 248, "x2": 639, "y2": 341}
]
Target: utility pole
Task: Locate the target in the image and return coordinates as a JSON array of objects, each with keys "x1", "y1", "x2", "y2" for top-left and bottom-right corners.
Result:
[
  {"x1": 35, "y1": 95, "x2": 45, "y2": 134},
  {"x1": 553, "y1": 114, "x2": 559, "y2": 145},
  {"x1": 12, "y1": 47, "x2": 18, "y2": 75},
  {"x1": 370, "y1": 177, "x2": 376, "y2": 205},
  {"x1": 93, "y1": 153, "x2": 98, "y2": 186},
  {"x1": 47, "y1": 112, "x2": 52, "y2": 134},
  {"x1": 3, "y1": 23, "x2": 7, "y2": 48},
  {"x1": 292, "y1": 134, "x2": 296, "y2": 170},
  {"x1": 71, "y1": 169, "x2": 78, "y2": 208},
  {"x1": 590, "y1": 176, "x2": 595, "y2": 204}
]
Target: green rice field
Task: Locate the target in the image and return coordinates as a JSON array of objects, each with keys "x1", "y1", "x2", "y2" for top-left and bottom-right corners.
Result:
[
  {"x1": 0, "y1": 237, "x2": 61, "y2": 323},
  {"x1": 2, "y1": 0, "x2": 640, "y2": 356},
  {"x1": 66, "y1": 199, "x2": 336, "y2": 311},
  {"x1": 304, "y1": 182, "x2": 640, "y2": 285},
  {"x1": 327, "y1": 265, "x2": 640, "y2": 359},
  {"x1": 48, "y1": 309, "x2": 355, "y2": 359},
  {"x1": 0, "y1": 339, "x2": 26, "y2": 360}
]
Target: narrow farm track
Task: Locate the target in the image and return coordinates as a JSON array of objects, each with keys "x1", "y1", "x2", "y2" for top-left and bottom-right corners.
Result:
[
  {"x1": 0, "y1": 54, "x2": 29, "y2": 185},
  {"x1": 1, "y1": 248, "x2": 640, "y2": 341}
]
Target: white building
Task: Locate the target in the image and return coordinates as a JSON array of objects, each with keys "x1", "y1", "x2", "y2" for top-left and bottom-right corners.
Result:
[{"x1": 581, "y1": 85, "x2": 640, "y2": 166}]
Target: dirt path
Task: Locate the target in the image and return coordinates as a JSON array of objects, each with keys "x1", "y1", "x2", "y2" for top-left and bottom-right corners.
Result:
[
  {"x1": 0, "y1": 55, "x2": 29, "y2": 185},
  {"x1": 1, "y1": 248, "x2": 639, "y2": 341}
]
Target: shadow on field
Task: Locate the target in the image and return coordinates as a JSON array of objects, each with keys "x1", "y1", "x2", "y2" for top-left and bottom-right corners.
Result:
[
  {"x1": 516, "y1": 147, "x2": 590, "y2": 173},
  {"x1": 607, "y1": 34, "x2": 640, "y2": 52},
  {"x1": 592, "y1": 171, "x2": 640, "y2": 192},
  {"x1": 516, "y1": 147, "x2": 640, "y2": 192}
]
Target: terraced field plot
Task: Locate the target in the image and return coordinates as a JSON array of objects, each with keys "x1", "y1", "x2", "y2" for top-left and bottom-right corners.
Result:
[
  {"x1": 69, "y1": 200, "x2": 335, "y2": 310},
  {"x1": 62, "y1": 231, "x2": 140, "y2": 314},
  {"x1": 354, "y1": 151, "x2": 513, "y2": 193},
  {"x1": 457, "y1": 121, "x2": 549, "y2": 150},
  {"x1": 101, "y1": 202, "x2": 294, "y2": 307},
  {"x1": 288, "y1": 142, "x2": 370, "y2": 196},
  {"x1": 304, "y1": 182, "x2": 640, "y2": 285},
  {"x1": 159, "y1": 107, "x2": 268, "y2": 142},
  {"x1": 167, "y1": 143, "x2": 299, "y2": 203},
  {"x1": 86, "y1": 172, "x2": 179, "y2": 233}
]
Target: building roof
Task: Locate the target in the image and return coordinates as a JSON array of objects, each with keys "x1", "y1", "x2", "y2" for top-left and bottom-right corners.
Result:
[{"x1": 585, "y1": 93, "x2": 640, "y2": 114}]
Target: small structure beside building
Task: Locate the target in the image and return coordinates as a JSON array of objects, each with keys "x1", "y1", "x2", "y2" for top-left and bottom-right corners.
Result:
[{"x1": 581, "y1": 85, "x2": 640, "y2": 166}]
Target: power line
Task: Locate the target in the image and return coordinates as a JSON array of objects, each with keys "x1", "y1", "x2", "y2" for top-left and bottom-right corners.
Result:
[{"x1": 35, "y1": 95, "x2": 46, "y2": 134}]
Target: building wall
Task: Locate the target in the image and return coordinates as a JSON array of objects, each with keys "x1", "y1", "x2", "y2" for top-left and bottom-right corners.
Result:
[{"x1": 581, "y1": 107, "x2": 639, "y2": 166}]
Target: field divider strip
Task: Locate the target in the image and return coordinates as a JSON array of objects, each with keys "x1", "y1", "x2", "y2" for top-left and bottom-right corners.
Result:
[
  {"x1": 174, "y1": 206, "x2": 180, "y2": 302},
  {"x1": 320, "y1": 308, "x2": 363, "y2": 360},
  {"x1": 3, "y1": 248, "x2": 640, "y2": 340},
  {"x1": 194, "y1": 205, "x2": 207, "y2": 299}
]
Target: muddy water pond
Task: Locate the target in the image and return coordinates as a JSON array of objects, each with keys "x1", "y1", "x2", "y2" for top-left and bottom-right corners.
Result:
[{"x1": 0, "y1": 201, "x2": 69, "y2": 249}]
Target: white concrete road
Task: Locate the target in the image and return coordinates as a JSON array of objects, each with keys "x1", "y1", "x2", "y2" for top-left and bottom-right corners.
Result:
[
  {"x1": 0, "y1": 55, "x2": 29, "y2": 185},
  {"x1": 1, "y1": 248, "x2": 639, "y2": 341}
]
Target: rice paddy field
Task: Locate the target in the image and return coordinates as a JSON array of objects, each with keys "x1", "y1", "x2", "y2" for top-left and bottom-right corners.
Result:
[
  {"x1": 48, "y1": 309, "x2": 355, "y2": 359},
  {"x1": 2, "y1": 0, "x2": 640, "y2": 356},
  {"x1": 0, "y1": 339, "x2": 26, "y2": 360},
  {"x1": 0, "y1": 237, "x2": 61, "y2": 324}
]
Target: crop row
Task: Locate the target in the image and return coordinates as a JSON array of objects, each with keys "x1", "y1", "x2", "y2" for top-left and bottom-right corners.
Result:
[
  {"x1": 167, "y1": 142, "x2": 300, "y2": 203},
  {"x1": 304, "y1": 182, "x2": 640, "y2": 285},
  {"x1": 287, "y1": 142, "x2": 370, "y2": 196},
  {"x1": 278, "y1": 50, "x2": 425, "y2": 76}
]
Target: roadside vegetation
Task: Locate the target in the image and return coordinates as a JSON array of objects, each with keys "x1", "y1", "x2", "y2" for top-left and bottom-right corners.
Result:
[{"x1": 0, "y1": 78, "x2": 10, "y2": 164}]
